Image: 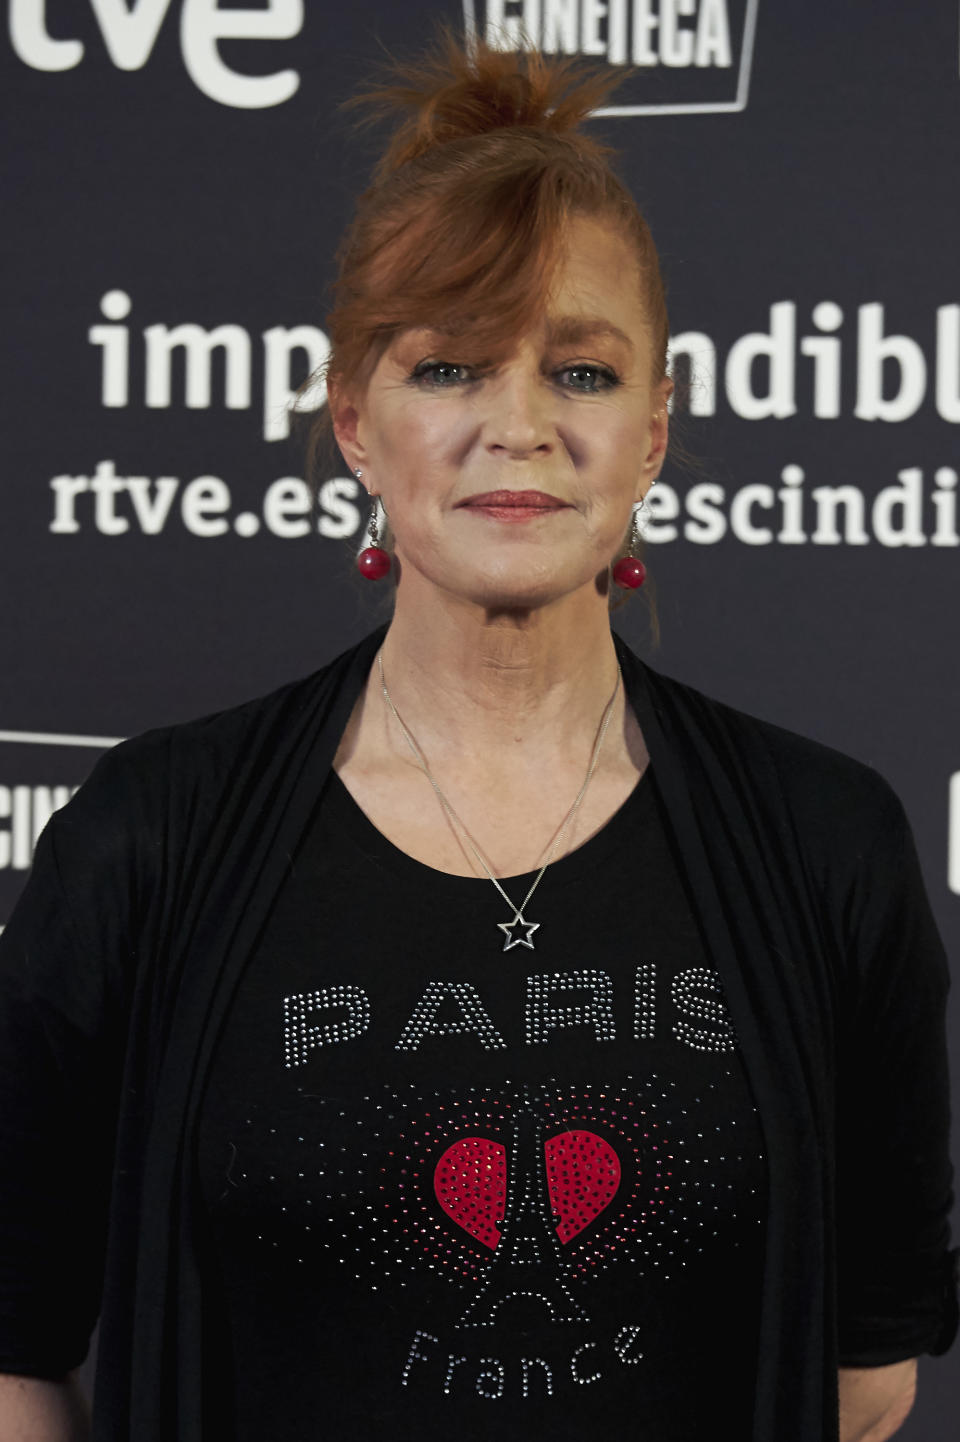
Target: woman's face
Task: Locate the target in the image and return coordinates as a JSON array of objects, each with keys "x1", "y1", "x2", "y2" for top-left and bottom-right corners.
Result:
[{"x1": 334, "y1": 214, "x2": 672, "y2": 612}]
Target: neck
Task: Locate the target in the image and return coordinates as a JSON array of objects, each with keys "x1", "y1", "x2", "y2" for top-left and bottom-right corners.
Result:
[{"x1": 377, "y1": 574, "x2": 625, "y2": 773}]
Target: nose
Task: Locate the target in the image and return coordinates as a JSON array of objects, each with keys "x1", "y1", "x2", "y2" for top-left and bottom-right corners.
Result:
[{"x1": 484, "y1": 354, "x2": 555, "y2": 460}]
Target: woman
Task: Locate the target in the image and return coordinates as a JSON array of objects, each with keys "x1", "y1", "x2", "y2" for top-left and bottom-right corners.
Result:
[{"x1": 0, "y1": 27, "x2": 956, "y2": 1442}]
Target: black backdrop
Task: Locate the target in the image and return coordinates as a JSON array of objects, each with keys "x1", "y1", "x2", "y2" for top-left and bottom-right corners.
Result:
[{"x1": 2, "y1": 1, "x2": 958, "y2": 1434}]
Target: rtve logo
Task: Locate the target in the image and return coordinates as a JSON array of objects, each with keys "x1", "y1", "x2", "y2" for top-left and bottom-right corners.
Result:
[
  {"x1": 463, "y1": 0, "x2": 759, "y2": 114},
  {"x1": 7, "y1": 0, "x2": 304, "y2": 109}
]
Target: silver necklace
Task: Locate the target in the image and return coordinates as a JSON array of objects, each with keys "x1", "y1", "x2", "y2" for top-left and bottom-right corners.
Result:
[{"x1": 376, "y1": 648, "x2": 622, "y2": 951}]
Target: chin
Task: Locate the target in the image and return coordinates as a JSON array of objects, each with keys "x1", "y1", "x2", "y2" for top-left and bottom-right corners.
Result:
[
  {"x1": 397, "y1": 548, "x2": 599, "y2": 611},
  {"x1": 456, "y1": 567, "x2": 599, "y2": 614}
]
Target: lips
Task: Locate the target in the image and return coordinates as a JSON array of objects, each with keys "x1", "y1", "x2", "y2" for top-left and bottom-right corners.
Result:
[{"x1": 458, "y1": 490, "x2": 568, "y2": 508}]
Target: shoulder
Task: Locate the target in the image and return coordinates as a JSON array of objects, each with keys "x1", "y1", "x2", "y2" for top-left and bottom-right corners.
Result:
[
  {"x1": 626, "y1": 649, "x2": 908, "y2": 855},
  {"x1": 51, "y1": 629, "x2": 381, "y2": 859},
  {"x1": 77, "y1": 632, "x2": 372, "y2": 801}
]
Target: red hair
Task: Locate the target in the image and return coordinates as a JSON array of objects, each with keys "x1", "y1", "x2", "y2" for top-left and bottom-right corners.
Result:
[{"x1": 309, "y1": 24, "x2": 670, "y2": 443}]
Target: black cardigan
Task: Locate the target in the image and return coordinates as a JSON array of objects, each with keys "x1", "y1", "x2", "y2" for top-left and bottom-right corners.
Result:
[{"x1": 0, "y1": 624, "x2": 956, "y2": 1441}]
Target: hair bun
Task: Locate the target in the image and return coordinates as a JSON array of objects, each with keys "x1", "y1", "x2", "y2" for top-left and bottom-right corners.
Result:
[{"x1": 343, "y1": 23, "x2": 627, "y2": 182}]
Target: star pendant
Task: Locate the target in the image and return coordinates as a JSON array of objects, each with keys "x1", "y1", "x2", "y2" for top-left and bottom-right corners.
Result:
[{"x1": 498, "y1": 916, "x2": 540, "y2": 951}]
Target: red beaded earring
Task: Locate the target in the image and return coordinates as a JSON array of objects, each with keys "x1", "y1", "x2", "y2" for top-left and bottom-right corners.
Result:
[
  {"x1": 611, "y1": 494, "x2": 650, "y2": 590},
  {"x1": 355, "y1": 470, "x2": 391, "y2": 579}
]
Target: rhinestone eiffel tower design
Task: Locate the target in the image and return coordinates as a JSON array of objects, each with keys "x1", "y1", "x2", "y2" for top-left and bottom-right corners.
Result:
[{"x1": 456, "y1": 1088, "x2": 588, "y2": 1329}]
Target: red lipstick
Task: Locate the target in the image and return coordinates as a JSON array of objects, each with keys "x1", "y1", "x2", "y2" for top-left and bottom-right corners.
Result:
[
  {"x1": 458, "y1": 490, "x2": 568, "y2": 508},
  {"x1": 457, "y1": 490, "x2": 571, "y2": 524}
]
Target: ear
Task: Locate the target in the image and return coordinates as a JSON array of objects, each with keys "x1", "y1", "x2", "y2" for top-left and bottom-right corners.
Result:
[
  {"x1": 637, "y1": 375, "x2": 673, "y2": 500},
  {"x1": 328, "y1": 376, "x2": 369, "y2": 479}
]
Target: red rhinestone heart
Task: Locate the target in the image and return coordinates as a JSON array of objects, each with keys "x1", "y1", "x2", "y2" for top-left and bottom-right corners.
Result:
[
  {"x1": 434, "y1": 1130, "x2": 620, "y2": 1249},
  {"x1": 434, "y1": 1137, "x2": 507, "y2": 1250},
  {"x1": 544, "y1": 1130, "x2": 621, "y2": 1243}
]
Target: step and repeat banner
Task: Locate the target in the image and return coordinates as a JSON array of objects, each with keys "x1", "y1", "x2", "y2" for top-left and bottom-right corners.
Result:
[{"x1": 2, "y1": 0, "x2": 959, "y2": 1430}]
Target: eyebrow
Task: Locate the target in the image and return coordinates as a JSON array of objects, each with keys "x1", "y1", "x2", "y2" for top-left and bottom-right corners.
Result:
[
  {"x1": 546, "y1": 317, "x2": 635, "y2": 353},
  {"x1": 400, "y1": 317, "x2": 636, "y2": 360}
]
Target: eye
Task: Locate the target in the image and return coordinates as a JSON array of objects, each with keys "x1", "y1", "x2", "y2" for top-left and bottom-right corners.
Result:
[
  {"x1": 406, "y1": 358, "x2": 622, "y2": 392},
  {"x1": 408, "y1": 359, "x2": 474, "y2": 387},
  {"x1": 558, "y1": 364, "x2": 621, "y2": 393}
]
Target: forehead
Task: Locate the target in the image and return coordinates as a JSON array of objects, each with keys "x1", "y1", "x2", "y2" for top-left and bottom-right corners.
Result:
[
  {"x1": 508, "y1": 218, "x2": 648, "y2": 341},
  {"x1": 379, "y1": 215, "x2": 651, "y2": 375},
  {"x1": 552, "y1": 215, "x2": 646, "y2": 324}
]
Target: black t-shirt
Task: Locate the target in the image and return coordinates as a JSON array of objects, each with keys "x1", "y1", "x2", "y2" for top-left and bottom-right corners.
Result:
[{"x1": 197, "y1": 765, "x2": 769, "y2": 1441}]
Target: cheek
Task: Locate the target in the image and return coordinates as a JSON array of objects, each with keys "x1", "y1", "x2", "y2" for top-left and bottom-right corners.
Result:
[
  {"x1": 585, "y1": 396, "x2": 648, "y2": 455},
  {"x1": 375, "y1": 405, "x2": 465, "y2": 493},
  {"x1": 611, "y1": 400, "x2": 652, "y2": 447},
  {"x1": 611, "y1": 411, "x2": 657, "y2": 494},
  {"x1": 384, "y1": 388, "x2": 455, "y2": 439},
  {"x1": 378, "y1": 459, "x2": 450, "y2": 553},
  {"x1": 588, "y1": 414, "x2": 650, "y2": 497}
]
